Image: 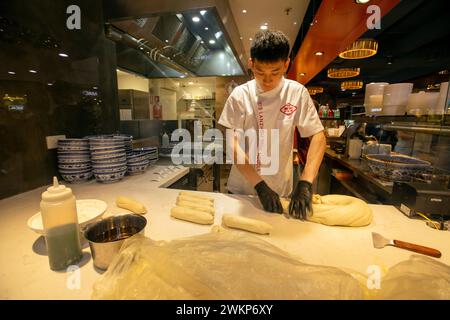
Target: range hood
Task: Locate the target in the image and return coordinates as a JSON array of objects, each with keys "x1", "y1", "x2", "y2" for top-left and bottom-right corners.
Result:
[{"x1": 105, "y1": 6, "x2": 245, "y2": 78}]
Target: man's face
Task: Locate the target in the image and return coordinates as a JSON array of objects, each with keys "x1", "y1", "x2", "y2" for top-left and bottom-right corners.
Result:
[{"x1": 249, "y1": 58, "x2": 290, "y2": 92}]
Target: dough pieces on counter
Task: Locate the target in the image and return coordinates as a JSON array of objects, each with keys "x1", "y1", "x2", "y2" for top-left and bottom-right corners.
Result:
[
  {"x1": 170, "y1": 206, "x2": 214, "y2": 225},
  {"x1": 222, "y1": 214, "x2": 272, "y2": 235},
  {"x1": 179, "y1": 191, "x2": 214, "y2": 203},
  {"x1": 280, "y1": 194, "x2": 373, "y2": 227},
  {"x1": 170, "y1": 192, "x2": 215, "y2": 225},
  {"x1": 176, "y1": 199, "x2": 215, "y2": 215},
  {"x1": 116, "y1": 196, "x2": 146, "y2": 214}
]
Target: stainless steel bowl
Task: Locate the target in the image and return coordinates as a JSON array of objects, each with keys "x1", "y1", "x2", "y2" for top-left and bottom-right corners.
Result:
[{"x1": 84, "y1": 214, "x2": 147, "y2": 270}]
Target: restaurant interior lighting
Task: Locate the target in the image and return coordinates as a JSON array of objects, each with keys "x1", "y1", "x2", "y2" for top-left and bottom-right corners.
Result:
[
  {"x1": 355, "y1": 0, "x2": 371, "y2": 4},
  {"x1": 341, "y1": 80, "x2": 363, "y2": 90},
  {"x1": 314, "y1": 51, "x2": 324, "y2": 56},
  {"x1": 242, "y1": 9, "x2": 247, "y2": 13},
  {"x1": 339, "y1": 39, "x2": 378, "y2": 59},
  {"x1": 307, "y1": 86, "x2": 324, "y2": 95},
  {"x1": 192, "y1": 16, "x2": 200, "y2": 22},
  {"x1": 209, "y1": 39, "x2": 215, "y2": 44},
  {"x1": 327, "y1": 67, "x2": 360, "y2": 79}
]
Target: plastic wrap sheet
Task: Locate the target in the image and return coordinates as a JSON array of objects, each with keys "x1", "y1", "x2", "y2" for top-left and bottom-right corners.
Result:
[
  {"x1": 375, "y1": 255, "x2": 450, "y2": 300},
  {"x1": 92, "y1": 227, "x2": 364, "y2": 300}
]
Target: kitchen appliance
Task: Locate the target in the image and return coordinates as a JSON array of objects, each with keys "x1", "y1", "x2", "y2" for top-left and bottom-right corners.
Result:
[
  {"x1": 119, "y1": 89, "x2": 150, "y2": 120},
  {"x1": 392, "y1": 181, "x2": 450, "y2": 219},
  {"x1": 371, "y1": 232, "x2": 441, "y2": 258}
]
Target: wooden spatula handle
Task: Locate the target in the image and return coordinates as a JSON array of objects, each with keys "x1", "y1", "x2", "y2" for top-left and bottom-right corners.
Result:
[{"x1": 393, "y1": 240, "x2": 442, "y2": 258}]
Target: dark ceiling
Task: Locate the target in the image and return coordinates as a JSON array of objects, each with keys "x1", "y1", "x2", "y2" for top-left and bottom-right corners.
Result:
[{"x1": 307, "y1": 0, "x2": 450, "y2": 100}]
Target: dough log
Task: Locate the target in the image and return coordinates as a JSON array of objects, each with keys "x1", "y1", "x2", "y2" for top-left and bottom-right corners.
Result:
[
  {"x1": 179, "y1": 192, "x2": 214, "y2": 203},
  {"x1": 116, "y1": 196, "x2": 146, "y2": 214},
  {"x1": 222, "y1": 214, "x2": 272, "y2": 235},
  {"x1": 171, "y1": 206, "x2": 214, "y2": 225},
  {"x1": 176, "y1": 199, "x2": 215, "y2": 215}
]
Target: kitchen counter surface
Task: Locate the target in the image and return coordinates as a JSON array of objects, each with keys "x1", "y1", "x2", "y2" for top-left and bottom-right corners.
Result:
[{"x1": 1, "y1": 164, "x2": 449, "y2": 299}]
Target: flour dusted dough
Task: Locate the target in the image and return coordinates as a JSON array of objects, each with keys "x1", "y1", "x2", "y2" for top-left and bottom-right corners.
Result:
[
  {"x1": 171, "y1": 206, "x2": 214, "y2": 225},
  {"x1": 222, "y1": 214, "x2": 272, "y2": 235},
  {"x1": 280, "y1": 194, "x2": 373, "y2": 227},
  {"x1": 176, "y1": 200, "x2": 215, "y2": 215},
  {"x1": 179, "y1": 192, "x2": 214, "y2": 203}
]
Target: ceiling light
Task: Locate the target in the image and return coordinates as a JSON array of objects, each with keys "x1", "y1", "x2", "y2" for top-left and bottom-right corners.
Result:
[
  {"x1": 314, "y1": 51, "x2": 324, "y2": 56},
  {"x1": 214, "y1": 31, "x2": 222, "y2": 39},
  {"x1": 387, "y1": 56, "x2": 393, "y2": 65},
  {"x1": 327, "y1": 67, "x2": 360, "y2": 79},
  {"x1": 200, "y1": 10, "x2": 207, "y2": 16},
  {"x1": 209, "y1": 39, "x2": 215, "y2": 44},
  {"x1": 249, "y1": 38, "x2": 253, "y2": 41},
  {"x1": 8, "y1": 71, "x2": 15, "y2": 75},
  {"x1": 293, "y1": 22, "x2": 297, "y2": 25},
  {"x1": 201, "y1": 40, "x2": 204, "y2": 44},
  {"x1": 307, "y1": 86, "x2": 324, "y2": 95},
  {"x1": 165, "y1": 39, "x2": 169, "y2": 43},
  {"x1": 47, "y1": 83, "x2": 53, "y2": 86},
  {"x1": 58, "y1": 53, "x2": 69, "y2": 58},
  {"x1": 192, "y1": 16, "x2": 200, "y2": 22},
  {"x1": 299, "y1": 73, "x2": 306, "y2": 76},
  {"x1": 204, "y1": 27, "x2": 209, "y2": 30},
  {"x1": 29, "y1": 70, "x2": 37, "y2": 73},
  {"x1": 355, "y1": 0, "x2": 371, "y2": 4},
  {"x1": 260, "y1": 25, "x2": 268, "y2": 30},
  {"x1": 239, "y1": 36, "x2": 243, "y2": 40},
  {"x1": 242, "y1": 9, "x2": 247, "y2": 13},
  {"x1": 341, "y1": 80, "x2": 363, "y2": 90},
  {"x1": 339, "y1": 39, "x2": 378, "y2": 59},
  {"x1": 188, "y1": 82, "x2": 194, "y2": 85}
]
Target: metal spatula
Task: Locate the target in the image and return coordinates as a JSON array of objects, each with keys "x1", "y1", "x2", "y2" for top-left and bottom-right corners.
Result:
[{"x1": 371, "y1": 232, "x2": 442, "y2": 258}]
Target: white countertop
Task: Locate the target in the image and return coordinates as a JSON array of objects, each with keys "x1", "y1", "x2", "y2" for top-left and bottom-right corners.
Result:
[{"x1": 1, "y1": 164, "x2": 449, "y2": 299}]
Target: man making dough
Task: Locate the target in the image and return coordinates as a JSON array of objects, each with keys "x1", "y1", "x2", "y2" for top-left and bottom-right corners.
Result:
[{"x1": 218, "y1": 30, "x2": 326, "y2": 219}]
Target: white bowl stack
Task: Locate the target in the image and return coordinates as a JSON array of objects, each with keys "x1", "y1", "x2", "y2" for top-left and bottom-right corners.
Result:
[
  {"x1": 88, "y1": 136, "x2": 127, "y2": 183},
  {"x1": 57, "y1": 139, "x2": 93, "y2": 183}
]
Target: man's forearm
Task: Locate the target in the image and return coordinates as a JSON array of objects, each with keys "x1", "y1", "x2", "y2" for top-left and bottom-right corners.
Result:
[
  {"x1": 235, "y1": 164, "x2": 262, "y2": 187},
  {"x1": 231, "y1": 134, "x2": 263, "y2": 187},
  {"x1": 300, "y1": 131, "x2": 326, "y2": 183}
]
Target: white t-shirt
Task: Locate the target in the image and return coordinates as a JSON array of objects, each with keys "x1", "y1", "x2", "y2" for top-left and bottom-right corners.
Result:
[{"x1": 218, "y1": 77, "x2": 324, "y2": 197}]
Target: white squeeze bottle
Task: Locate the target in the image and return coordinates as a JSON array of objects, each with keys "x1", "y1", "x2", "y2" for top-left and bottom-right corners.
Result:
[
  {"x1": 162, "y1": 132, "x2": 169, "y2": 147},
  {"x1": 40, "y1": 177, "x2": 82, "y2": 271}
]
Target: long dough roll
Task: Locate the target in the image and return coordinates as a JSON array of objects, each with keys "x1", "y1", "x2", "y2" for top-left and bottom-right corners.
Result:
[
  {"x1": 176, "y1": 199, "x2": 215, "y2": 215},
  {"x1": 171, "y1": 206, "x2": 214, "y2": 225},
  {"x1": 179, "y1": 192, "x2": 214, "y2": 203},
  {"x1": 222, "y1": 214, "x2": 272, "y2": 235}
]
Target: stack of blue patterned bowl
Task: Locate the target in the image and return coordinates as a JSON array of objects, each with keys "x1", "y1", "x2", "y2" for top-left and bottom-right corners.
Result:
[
  {"x1": 89, "y1": 136, "x2": 127, "y2": 183},
  {"x1": 57, "y1": 139, "x2": 93, "y2": 183},
  {"x1": 114, "y1": 134, "x2": 133, "y2": 156},
  {"x1": 126, "y1": 147, "x2": 158, "y2": 175}
]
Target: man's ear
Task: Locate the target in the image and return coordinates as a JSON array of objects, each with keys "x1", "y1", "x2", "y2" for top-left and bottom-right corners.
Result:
[
  {"x1": 284, "y1": 58, "x2": 290, "y2": 71},
  {"x1": 248, "y1": 58, "x2": 254, "y2": 69}
]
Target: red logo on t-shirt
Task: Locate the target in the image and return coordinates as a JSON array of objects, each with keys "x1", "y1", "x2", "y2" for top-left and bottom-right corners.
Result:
[{"x1": 280, "y1": 103, "x2": 297, "y2": 116}]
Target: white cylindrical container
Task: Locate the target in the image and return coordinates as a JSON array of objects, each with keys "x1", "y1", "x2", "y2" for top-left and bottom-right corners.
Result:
[
  {"x1": 364, "y1": 82, "x2": 389, "y2": 116},
  {"x1": 348, "y1": 139, "x2": 363, "y2": 159},
  {"x1": 436, "y1": 82, "x2": 449, "y2": 114},
  {"x1": 407, "y1": 91, "x2": 440, "y2": 116},
  {"x1": 40, "y1": 177, "x2": 82, "y2": 271},
  {"x1": 382, "y1": 83, "x2": 413, "y2": 115}
]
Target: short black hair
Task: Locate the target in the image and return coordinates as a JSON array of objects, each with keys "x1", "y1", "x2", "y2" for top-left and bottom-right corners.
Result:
[{"x1": 250, "y1": 30, "x2": 290, "y2": 63}]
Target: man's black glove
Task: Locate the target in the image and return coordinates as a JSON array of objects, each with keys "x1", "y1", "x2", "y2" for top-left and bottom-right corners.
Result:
[
  {"x1": 254, "y1": 181, "x2": 283, "y2": 213},
  {"x1": 289, "y1": 180, "x2": 313, "y2": 220}
]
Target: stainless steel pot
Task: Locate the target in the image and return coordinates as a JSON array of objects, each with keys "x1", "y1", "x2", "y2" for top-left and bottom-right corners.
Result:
[{"x1": 83, "y1": 214, "x2": 147, "y2": 270}]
